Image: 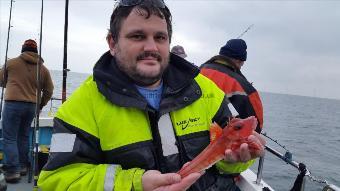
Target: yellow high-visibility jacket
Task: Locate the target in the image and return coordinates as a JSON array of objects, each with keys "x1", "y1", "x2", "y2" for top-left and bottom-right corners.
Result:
[{"x1": 38, "y1": 52, "x2": 254, "y2": 191}]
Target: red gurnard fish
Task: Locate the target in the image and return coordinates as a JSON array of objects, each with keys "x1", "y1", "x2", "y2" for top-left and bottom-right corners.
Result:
[{"x1": 177, "y1": 116, "x2": 260, "y2": 178}]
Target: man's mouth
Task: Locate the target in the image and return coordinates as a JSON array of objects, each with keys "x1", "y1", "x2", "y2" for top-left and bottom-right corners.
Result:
[{"x1": 137, "y1": 52, "x2": 162, "y2": 62}]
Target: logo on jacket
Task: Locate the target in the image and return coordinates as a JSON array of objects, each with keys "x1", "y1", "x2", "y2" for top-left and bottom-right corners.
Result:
[{"x1": 176, "y1": 117, "x2": 202, "y2": 130}]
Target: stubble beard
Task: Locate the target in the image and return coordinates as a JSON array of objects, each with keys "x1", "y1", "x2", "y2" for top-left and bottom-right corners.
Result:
[{"x1": 115, "y1": 50, "x2": 169, "y2": 86}]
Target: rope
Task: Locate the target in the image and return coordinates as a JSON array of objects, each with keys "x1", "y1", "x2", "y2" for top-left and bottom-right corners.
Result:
[{"x1": 306, "y1": 173, "x2": 329, "y2": 185}]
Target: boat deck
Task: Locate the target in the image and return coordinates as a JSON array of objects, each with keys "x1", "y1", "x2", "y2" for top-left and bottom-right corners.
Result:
[{"x1": 6, "y1": 175, "x2": 33, "y2": 191}]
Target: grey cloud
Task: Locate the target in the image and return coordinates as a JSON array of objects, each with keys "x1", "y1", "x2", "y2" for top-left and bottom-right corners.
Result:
[{"x1": 1, "y1": 0, "x2": 339, "y2": 99}]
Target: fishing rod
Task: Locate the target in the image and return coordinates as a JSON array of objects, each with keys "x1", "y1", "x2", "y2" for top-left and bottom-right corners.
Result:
[
  {"x1": 0, "y1": 0, "x2": 14, "y2": 120},
  {"x1": 62, "y1": 0, "x2": 69, "y2": 103},
  {"x1": 30, "y1": 0, "x2": 44, "y2": 189},
  {"x1": 236, "y1": 24, "x2": 254, "y2": 39},
  {"x1": 0, "y1": 1, "x2": 14, "y2": 189}
]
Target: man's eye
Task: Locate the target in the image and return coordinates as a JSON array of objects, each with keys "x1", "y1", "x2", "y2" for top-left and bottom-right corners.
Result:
[
  {"x1": 155, "y1": 35, "x2": 167, "y2": 42},
  {"x1": 130, "y1": 34, "x2": 144, "y2": 40}
]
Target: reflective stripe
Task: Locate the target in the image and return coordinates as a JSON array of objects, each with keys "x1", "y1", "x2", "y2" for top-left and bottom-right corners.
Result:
[
  {"x1": 104, "y1": 165, "x2": 117, "y2": 191},
  {"x1": 228, "y1": 103, "x2": 239, "y2": 117},
  {"x1": 158, "y1": 113, "x2": 178, "y2": 156},
  {"x1": 226, "y1": 91, "x2": 247, "y2": 98},
  {"x1": 49, "y1": 133, "x2": 76, "y2": 152}
]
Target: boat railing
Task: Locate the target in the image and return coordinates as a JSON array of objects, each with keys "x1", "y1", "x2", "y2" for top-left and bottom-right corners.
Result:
[{"x1": 255, "y1": 145, "x2": 340, "y2": 191}]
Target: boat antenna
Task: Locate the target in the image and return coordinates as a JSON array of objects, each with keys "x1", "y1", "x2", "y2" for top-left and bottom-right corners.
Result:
[
  {"x1": 236, "y1": 24, "x2": 254, "y2": 39},
  {"x1": 31, "y1": 0, "x2": 44, "y2": 189},
  {"x1": 62, "y1": 0, "x2": 70, "y2": 103},
  {"x1": 0, "y1": 0, "x2": 14, "y2": 120}
]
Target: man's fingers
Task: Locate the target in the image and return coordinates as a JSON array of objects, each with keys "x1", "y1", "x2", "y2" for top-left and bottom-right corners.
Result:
[
  {"x1": 158, "y1": 173, "x2": 181, "y2": 185},
  {"x1": 248, "y1": 134, "x2": 265, "y2": 151},
  {"x1": 244, "y1": 133, "x2": 266, "y2": 159},
  {"x1": 143, "y1": 170, "x2": 181, "y2": 191},
  {"x1": 239, "y1": 143, "x2": 251, "y2": 162},
  {"x1": 170, "y1": 173, "x2": 201, "y2": 191},
  {"x1": 252, "y1": 132, "x2": 266, "y2": 146},
  {"x1": 224, "y1": 149, "x2": 239, "y2": 163},
  {"x1": 182, "y1": 162, "x2": 191, "y2": 168},
  {"x1": 221, "y1": 131, "x2": 267, "y2": 164}
]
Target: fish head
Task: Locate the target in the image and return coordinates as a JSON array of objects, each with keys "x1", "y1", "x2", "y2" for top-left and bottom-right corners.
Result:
[{"x1": 224, "y1": 116, "x2": 258, "y2": 141}]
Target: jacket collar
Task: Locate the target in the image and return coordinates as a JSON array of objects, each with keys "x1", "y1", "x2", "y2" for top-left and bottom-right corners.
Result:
[
  {"x1": 93, "y1": 51, "x2": 200, "y2": 111},
  {"x1": 205, "y1": 55, "x2": 238, "y2": 72},
  {"x1": 19, "y1": 51, "x2": 43, "y2": 65}
]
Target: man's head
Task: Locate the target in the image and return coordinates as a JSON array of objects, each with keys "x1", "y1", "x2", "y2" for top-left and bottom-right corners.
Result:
[
  {"x1": 22, "y1": 39, "x2": 38, "y2": 53},
  {"x1": 107, "y1": 0, "x2": 172, "y2": 87},
  {"x1": 171, "y1": 45, "x2": 187, "y2": 58},
  {"x1": 219, "y1": 39, "x2": 247, "y2": 69}
]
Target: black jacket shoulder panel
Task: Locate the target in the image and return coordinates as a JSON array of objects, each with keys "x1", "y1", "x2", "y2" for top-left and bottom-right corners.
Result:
[{"x1": 201, "y1": 60, "x2": 257, "y2": 95}]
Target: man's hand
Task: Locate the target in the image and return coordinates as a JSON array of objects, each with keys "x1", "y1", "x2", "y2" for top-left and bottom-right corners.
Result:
[
  {"x1": 224, "y1": 131, "x2": 266, "y2": 162},
  {"x1": 142, "y1": 170, "x2": 202, "y2": 191}
]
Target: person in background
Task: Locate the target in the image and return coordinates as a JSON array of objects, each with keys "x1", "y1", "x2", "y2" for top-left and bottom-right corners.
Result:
[
  {"x1": 200, "y1": 39, "x2": 263, "y2": 133},
  {"x1": 171, "y1": 45, "x2": 187, "y2": 58},
  {"x1": 0, "y1": 39, "x2": 54, "y2": 183},
  {"x1": 38, "y1": 1, "x2": 265, "y2": 190}
]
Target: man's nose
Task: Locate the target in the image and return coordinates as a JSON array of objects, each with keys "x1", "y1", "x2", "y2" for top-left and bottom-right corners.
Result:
[{"x1": 144, "y1": 38, "x2": 158, "y2": 52}]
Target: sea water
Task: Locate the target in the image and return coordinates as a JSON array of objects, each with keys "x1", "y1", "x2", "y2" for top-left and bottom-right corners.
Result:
[
  {"x1": 252, "y1": 93, "x2": 340, "y2": 191},
  {"x1": 46, "y1": 70, "x2": 340, "y2": 191}
]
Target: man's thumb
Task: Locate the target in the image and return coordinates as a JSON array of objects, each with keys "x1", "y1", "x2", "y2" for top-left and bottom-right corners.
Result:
[{"x1": 156, "y1": 173, "x2": 181, "y2": 186}]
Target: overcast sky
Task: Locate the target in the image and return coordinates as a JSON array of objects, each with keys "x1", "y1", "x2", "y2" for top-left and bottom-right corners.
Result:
[{"x1": 1, "y1": 0, "x2": 340, "y2": 100}]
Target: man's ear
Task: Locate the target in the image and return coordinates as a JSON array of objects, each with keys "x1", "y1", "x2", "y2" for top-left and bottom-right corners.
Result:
[{"x1": 106, "y1": 33, "x2": 115, "y2": 56}]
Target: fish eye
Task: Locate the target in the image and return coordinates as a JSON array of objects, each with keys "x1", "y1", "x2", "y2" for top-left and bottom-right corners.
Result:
[{"x1": 233, "y1": 123, "x2": 242, "y2": 130}]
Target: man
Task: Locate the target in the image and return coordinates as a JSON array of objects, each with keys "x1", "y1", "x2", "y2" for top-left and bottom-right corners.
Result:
[
  {"x1": 0, "y1": 39, "x2": 54, "y2": 183},
  {"x1": 200, "y1": 39, "x2": 264, "y2": 133},
  {"x1": 38, "y1": 1, "x2": 265, "y2": 190},
  {"x1": 171, "y1": 45, "x2": 187, "y2": 58}
]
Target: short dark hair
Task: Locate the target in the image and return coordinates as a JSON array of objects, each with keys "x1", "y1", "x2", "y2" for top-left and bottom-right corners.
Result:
[{"x1": 109, "y1": 1, "x2": 172, "y2": 43}]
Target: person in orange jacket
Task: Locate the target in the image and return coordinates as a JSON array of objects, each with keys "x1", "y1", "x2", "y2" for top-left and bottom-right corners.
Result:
[{"x1": 200, "y1": 39, "x2": 263, "y2": 132}]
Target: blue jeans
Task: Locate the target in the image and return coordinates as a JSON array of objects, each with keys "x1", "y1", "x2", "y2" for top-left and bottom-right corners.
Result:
[{"x1": 2, "y1": 101, "x2": 36, "y2": 173}]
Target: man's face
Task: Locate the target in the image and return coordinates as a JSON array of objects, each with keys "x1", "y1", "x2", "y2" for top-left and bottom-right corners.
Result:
[
  {"x1": 109, "y1": 8, "x2": 170, "y2": 87},
  {"x1": 236, "y1": 60, "x2": 245, "y2": 69},
  {"x1": 231, "y1": 58, "x2": 245, "y2": 70}
]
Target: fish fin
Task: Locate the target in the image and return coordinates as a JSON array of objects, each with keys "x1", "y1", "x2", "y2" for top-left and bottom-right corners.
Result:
[{"x1": 210, "y1": 122, "x2": 223, "y2": 142}]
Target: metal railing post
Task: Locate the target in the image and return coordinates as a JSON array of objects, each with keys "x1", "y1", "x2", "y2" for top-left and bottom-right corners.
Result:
[{"x1": 256, "y1": 154, "x2": 265, "y2": 185}]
